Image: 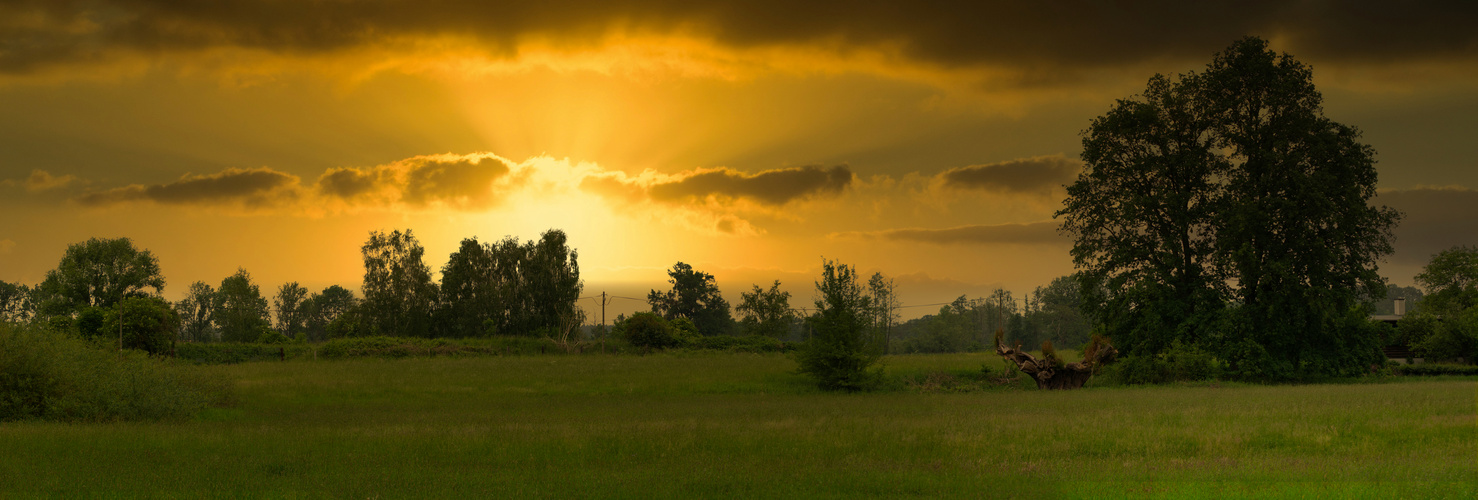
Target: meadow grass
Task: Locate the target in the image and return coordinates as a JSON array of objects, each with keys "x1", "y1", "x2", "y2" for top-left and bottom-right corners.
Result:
[{"x1": 2, "y1": 352, "x2": 1474, "y2": 498}]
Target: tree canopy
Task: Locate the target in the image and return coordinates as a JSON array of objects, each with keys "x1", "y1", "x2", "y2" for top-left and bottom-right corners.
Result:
[
  {"x1": 34, "y1": 237, "x2": 165, "y2": 320},
  {"x1": 737, "y1": 280, "x2": 796, "y2": 339},
  {"x1": 1058, "y1": 37, "x2": 1399, "y2": 379},
  {"x1": 648, "y1": 262, "x2": 733, "y2": 336}
]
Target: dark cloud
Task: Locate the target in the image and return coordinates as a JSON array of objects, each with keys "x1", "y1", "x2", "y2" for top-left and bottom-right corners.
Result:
[
  {"x1": 72, "y1": 167, "x2": 300, "y2": 208},
  {"x1": 1377, "y1": 187, "x2": 1478, "y2": 264},
  {"x1": 3, "y1": 1, "x2": 1475, "y2": 76},
  {"x1": 838, "y1": 221, "x2": 1066, "y2": 246},
  {"x1": 586, "y1": 164, "x2": 852, "y2": 207},
  {"x1": 315, "y1": 154, "x2": 513, "y2": 209},
  {"x1": 649, "y1": 165, "x2": 852, "y2": 205},
  {"x1": 938, "y1": 156, "x2": 1079, "y2": 194}
]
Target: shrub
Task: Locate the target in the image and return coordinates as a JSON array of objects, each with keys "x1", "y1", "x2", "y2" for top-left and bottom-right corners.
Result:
[
  {"x1": 256, "y1": 330, "x2": 291, "y2": 344},
  {"x1": 1393, "y1": 364, "x2": 1478, "y2": 376},
  {"x1": 622, "y1": 312, "x2": 678, "y2": 349},
  {"x1": 0, "y1": 324, "x2": 233, "y2": 422}
]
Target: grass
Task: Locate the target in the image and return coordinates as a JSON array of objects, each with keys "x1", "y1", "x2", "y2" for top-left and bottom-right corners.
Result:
[{"x1": 2, "y1": 351, "x2": 1474, "y2": 498}]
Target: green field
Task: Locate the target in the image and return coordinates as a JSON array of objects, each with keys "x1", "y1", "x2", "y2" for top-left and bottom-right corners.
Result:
[{"x1": 3, "y1": 352, "x2": 1475, "y2": 498}]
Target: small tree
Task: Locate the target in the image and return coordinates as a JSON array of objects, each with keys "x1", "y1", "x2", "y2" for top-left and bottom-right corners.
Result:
[
  {"x1": 796, "y1": 259, "x2": 881, "y2": 391},
  {"x1": 273, "y1": 282, "x2": 309, "y2": 338},
  {"x1": 175, "y1": 281, "x2": 218, "y2": 342},
  {"x1": 737, "y1": 280, "x2": 796, "y2": 339},
  {"x1": 103, "y1": 296, "x2": 180, "y2": 355}
]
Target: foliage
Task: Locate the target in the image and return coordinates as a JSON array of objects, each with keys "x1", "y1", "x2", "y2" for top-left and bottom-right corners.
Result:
[
  {"x1": 736, "y1": 280, "x2": 796, "y2": 339},
  {"x1": 1057, "y1": 37, "x2": 1399, "y2": 380},
  {"x1": 175, "y1": 281, "x2": 218, "y2": 342},
  {"x1": 649, "y1": 262, "x2": 734, "y2": 336},
  {"x1": 867, "y1": 272, "x2": 899, "y2": 353},
  {"x1": 361, "y1": 229, "x2": 438, "y2": 337},
  {"x1": 1028, "y1": 274, "x2": 1092, "y2": 348},
  {"x1": 33, "y1": 237, "x2": 165, "y2": 322},
  {"x1": 436, "y1": 230, "x2": 583, "y2": 337},
  {"x1": 102, "y1": 296, "x2": 180, "y2": 355},
  {"x1": 301, "y1": 285, "x2": 357, "y2": 341},
  {"x1": 669, "y1": 317, "x2": 701, "y2": 346},
  {"x1": 273, "y1": 282, "x2": 308, "y2": 337},
  {"x1": 795, "y1": 258, "x2": 881, "y2": 391},
  {"x1": 256, "y1": 330, "x2": 291, "y2": 344},
  {"x1": 1414, "y1": 246, "x2": 1478, "y2": 314},
  {"x1": 621, "y1": 312, "x2": 679, "y2": 349},
  {"x1": 895, "y1": 296, "x2": 985, "y2": 354},
  {"x1": 688, "y1": 334, "x2": 792, "y2": 353},
  {"x1": 215, "y1": 268, "x2": 272, "y2": 342},
  {"x1": 0, "y1": 280, "x2": 35, "y2": 324},
  {"x1": 1391, "y1": 363, "x2": 1478, "y2": 376},
  {"x1": 1101, "y1": 340, "x2": 1221, "y2": 385},
  {"x1": 0, "y1": 323, "x2": 231, "y2": 422}
]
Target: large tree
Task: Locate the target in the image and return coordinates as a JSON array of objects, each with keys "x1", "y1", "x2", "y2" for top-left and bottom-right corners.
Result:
[
  {"x1": 1058, "y1": 37, "x2": 1399, "y2": 379},
  {"x1": 34, "y1": 237, "x2": 165, "y2": 322},
  {"x1": 361, "y1": 229, "x2": 438, "y2": 337},
  {"x1": 648, "y1": 262, "x2": 733, "y2": 336}
]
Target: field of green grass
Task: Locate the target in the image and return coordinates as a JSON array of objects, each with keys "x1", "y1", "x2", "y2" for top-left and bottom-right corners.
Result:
[{"x1": 3, "y1": 352, "x2": 1474, "y2": 498}]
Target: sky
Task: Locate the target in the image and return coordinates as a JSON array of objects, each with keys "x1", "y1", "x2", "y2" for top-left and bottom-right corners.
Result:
[{"x1": 3, "y1": 1, "x2": 1477, "y2": 321}]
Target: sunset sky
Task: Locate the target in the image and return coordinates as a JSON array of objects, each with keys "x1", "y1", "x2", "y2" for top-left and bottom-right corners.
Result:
[{"x1": 3, "y1": 1, "x2": 1477, "y2": 321}]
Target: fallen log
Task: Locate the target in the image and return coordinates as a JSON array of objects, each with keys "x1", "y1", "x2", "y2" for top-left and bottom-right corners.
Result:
[{"x1": 994, "y1": 329, "x2": 1118, "y2": 390}]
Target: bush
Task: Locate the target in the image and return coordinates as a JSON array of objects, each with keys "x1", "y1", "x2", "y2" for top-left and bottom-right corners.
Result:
[
  {"x1": 1392, "y1": 364, "x2": 1478, "y2": 376},
  {"x1": 622, "y1": 312, "x2": 679, "y2": 349},
  {"x1": 1106, "y1": 341, "x2": 1220, "y2": 385},
  {"x1": 0, "y1": 324, "x2": 233, "y2": 422},
  {"x1": 256, "y1": 330, "x2": 291, "y2": 344},
  {"x1": 690, "y1": 334, "x2": 792, "y2": 353}
]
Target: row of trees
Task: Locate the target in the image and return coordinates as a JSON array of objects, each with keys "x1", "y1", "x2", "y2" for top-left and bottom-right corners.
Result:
[
  {"x1": 891, "y1": 275, "x2": 1092, "y2": 354},
  {"x1": 0, "y1": 229, "x2": 586, "y2": 347}
]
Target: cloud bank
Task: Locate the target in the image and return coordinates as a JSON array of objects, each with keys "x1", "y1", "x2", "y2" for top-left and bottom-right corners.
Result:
[
  {"x1": 937, "y1": 155, "x2": 1080, "y2": 194},
  {"x1": 3, "y1": 1, "x2": 1475, "y2": 81},
  {"x1": 73, "y1": 167, "x2": 301, "y2": 209},
  {"x1": 835, "y1": 221, "x2": 1065, "y2": 246}
]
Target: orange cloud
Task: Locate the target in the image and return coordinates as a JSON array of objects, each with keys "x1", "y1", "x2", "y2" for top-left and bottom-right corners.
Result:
[
  {"x1": 72, "y1": 167, "x2": 302, "y2": 210},
  {"x1": 316, "y1": 153, "x2": 517, "y2": 210}
]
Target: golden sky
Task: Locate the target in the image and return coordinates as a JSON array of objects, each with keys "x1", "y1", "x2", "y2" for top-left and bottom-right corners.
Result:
[{"x1": 3, "y1": 1, "x2": 1478, "y2": 319}]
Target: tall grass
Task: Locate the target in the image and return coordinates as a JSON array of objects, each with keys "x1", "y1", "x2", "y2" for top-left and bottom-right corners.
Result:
[
  {"x1": 2, "y1": 352, "x2": 1473, "y2": 497},
  {"x1": 0, "y1": 323, "x2": 234, "y2": 422}
]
